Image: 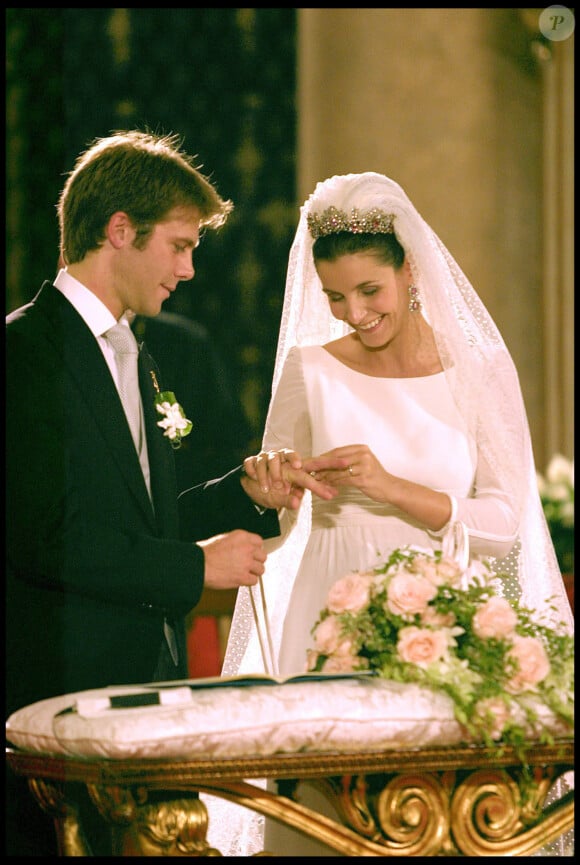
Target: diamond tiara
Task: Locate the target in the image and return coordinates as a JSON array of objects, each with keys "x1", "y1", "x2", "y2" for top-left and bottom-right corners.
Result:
[{"x1": 306, "y1": 206, "x2": 396, "y2": 239}]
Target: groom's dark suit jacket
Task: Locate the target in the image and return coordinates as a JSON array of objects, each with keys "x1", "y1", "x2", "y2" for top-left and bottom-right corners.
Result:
[{"x1": 6, "y1": 282, "x2": 279, "y2": 717}]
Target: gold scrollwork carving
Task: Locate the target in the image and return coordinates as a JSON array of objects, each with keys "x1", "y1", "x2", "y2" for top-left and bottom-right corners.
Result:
[
  {"x1": 88, "y1": 786, "x2": 219, "y2": 857},
  {"x1": 118, "y1": 798, "x2": 221, "y2": 856},
  {"x1": 282, "y1": 771, "x2": 456, "y2": 856},
  {"x1": 450, "y1": 767, "x2": 574, "y2": 856},
  {"x1": 29, "y1": 778, "x2": 92, "y2": 856},
  {"x1": 88, "y1": 782, "x2": 144, "y2": 824},
  {"x1": 374, "y1": 771, "x2": 453, "y2": 856},
  {"x1": 317, "y1": 774, "x2": 378, "y2": 838},
  {"x1": 273, "y1": 766, "x2": 572, "y2": 857},
  {"x1": 29, "y1": 776, "x2": 68, "y2": 817},
  {"x1": 116, "y1": 796, "x2": 221, "y2": 857}
]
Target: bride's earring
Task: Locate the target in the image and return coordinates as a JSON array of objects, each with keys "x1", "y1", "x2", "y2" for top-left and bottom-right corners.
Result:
[{"x1": 408, "y1": 283, "x2": 421, "y2": 312}]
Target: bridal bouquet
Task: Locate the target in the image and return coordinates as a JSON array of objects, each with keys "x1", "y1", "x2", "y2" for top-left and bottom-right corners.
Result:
[{"x1": 306, "y1": 547, "x2": 574, "y2": 749}]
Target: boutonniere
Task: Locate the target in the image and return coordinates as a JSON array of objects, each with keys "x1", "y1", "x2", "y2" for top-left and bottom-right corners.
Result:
[{"x1": 150, "y1": 371, "x2": 192, "y2": 450}]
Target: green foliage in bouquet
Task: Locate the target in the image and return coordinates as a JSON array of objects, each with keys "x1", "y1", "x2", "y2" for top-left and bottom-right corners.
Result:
[{"x1": 308, "y1": 547, "x2": 574, "y2": 753}]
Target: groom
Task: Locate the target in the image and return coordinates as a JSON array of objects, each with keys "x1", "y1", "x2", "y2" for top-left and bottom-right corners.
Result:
[
  {"x1": 5, "y1": 130, "x2": 341, "y2": 856},
  {"x1": 6, "y1": 128, "x2": 342, "y2": 711}
]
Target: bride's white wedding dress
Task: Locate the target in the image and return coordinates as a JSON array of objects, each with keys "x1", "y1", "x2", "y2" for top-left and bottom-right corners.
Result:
[
  {"x1": 267, "y1": 345, "x2": 518, "y2": 679},
  {"x1": 204, "y1": 343, "x2": 523, "y2": 857}
]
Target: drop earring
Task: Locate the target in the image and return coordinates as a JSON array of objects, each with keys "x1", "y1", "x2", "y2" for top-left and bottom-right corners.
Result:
[{"x1": 408, "y1": 283, "x2": 421, "y2": 312}]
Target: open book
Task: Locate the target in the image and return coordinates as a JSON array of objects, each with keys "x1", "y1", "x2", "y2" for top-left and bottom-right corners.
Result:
[
  {"x1": 68, "y1": 671, "x2": 377, "y2": 716},
  {"x1": 154, "y1": 669, "x2": 376, "y2": 691}
]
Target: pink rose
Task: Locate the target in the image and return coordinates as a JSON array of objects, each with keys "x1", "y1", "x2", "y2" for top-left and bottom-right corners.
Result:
[
  {"x1": 409, "y1": 556, "x2": 439, "y2": 583},
  {"x1": 321, "y1": 653, "x2": 363, "y2": 673},
  {"x1": 421, "y1": 606, "x2": 456, "y2": 628},
  {"x1": 505, "y1": 635, "x2": 550, "y2": 693},
  {"x1": 313, "y1": 615, "x2": 349, "y2": 655},
  {"x1": 472, "y1": 597, "x2": 518, "y2": 639},
  {"x1": 305, "y1": 649, "x2": 320, "y2": 672},
  {"x1": 386, "y1": 571, "x2": 437, "y2": 618},
  {"x1": 311, "y1": 615, "x2": 359, "y2": 678},
  {"x1": 475, "y1": 696, "x2": 512, "y2": 740},
  {"x1": 397, "y1": 626, "x2": 449, "y2": 667},
  {"x1": 410, "y1": 555, "x2": 462, "y2": 587},
  {"x1": 434, "y1": 557, "x2": 463, "y2": 586},
  {"x1": 327, "y1": 573, "x2": 372, "y2": 614}
]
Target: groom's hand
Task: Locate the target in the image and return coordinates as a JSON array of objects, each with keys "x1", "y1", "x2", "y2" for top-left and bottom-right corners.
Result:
[
  {"x1": 240, "y1": 448, "x2": 349, "y2": 510},
  {"x1": 197, "y1": 529, "x2": 267, "y2": 588}
]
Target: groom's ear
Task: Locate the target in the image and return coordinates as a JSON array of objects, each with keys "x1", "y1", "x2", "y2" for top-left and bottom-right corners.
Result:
[{"x1": 106, "y1": 211, "x2": 136, "y2": 249}]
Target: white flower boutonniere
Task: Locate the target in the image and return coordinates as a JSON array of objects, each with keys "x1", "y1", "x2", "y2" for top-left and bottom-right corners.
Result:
[{"x1": 150, "y1": 371, "x2": 192, "y2": 450}]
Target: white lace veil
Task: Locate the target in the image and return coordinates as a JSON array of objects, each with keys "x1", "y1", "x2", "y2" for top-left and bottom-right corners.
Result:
[
  {"x1": 208, "y1": 172, "x2": 573, "y2": 858},
  {"x1": 224, "y1": 171, "x2": 573, "y2": 683}
]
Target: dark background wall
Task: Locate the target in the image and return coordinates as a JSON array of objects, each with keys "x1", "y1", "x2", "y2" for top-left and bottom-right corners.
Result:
[{"x1": 6, "y1": 8, "x2": 297, "y2": 453}]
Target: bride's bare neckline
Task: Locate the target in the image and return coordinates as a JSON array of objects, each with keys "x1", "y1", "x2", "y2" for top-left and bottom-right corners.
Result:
[{"x1": 321, "y1": 343, "x2": 444, "y2": 380}]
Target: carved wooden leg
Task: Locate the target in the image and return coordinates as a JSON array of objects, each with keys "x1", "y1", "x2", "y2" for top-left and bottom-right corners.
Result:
[
  {"x1": 89, "y1": 785, "x2": 223, "y2": 856},
  {"x1": 29, "y1": 777, "x2": 93, "y2": 856}
]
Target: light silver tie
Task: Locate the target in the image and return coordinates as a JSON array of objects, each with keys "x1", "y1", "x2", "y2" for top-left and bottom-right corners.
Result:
[
  {"x1": 105, "y1": 323, "x2": 178, "y2": 667},
  {"x1": 105, "y1": 323, "x2": 142, "y2": 454}
]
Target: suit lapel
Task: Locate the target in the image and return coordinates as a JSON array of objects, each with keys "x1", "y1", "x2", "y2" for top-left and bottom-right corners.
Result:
[
  {"x1": 138, "y1": 342, "x2": 180, "y2": 536},
  {"x1": 36, "y1": 284, "x2": 156, "y2": 527}
]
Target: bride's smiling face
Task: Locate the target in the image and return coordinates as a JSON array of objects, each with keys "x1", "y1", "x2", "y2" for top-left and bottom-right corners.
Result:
[{"x1": 317, "y1": 252, "x2": 412, "y2": 346}]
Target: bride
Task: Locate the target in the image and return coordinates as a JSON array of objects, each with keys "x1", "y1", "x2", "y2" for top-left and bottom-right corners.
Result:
[{"x1": 205, "y1": 172, "x2": 574, "y2": 857}]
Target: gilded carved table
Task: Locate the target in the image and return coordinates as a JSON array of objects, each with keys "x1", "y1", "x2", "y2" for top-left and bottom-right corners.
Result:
[{"x1": 6, "y1": 739, "x2": 574, "y2": 856}]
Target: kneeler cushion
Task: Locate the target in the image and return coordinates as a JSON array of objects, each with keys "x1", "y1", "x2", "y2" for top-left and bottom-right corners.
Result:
[{"x1": 6, "y1": 677, "x2": 568, "y2": 761}]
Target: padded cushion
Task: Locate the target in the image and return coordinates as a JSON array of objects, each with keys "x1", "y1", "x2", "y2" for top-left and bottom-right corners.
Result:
[{"x1": 5, "y1": 677, "x2": 570, "y2": 761}]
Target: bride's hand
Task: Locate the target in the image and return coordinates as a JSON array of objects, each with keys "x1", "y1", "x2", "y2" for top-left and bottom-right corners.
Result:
[
  {"x1": 308, "y1": 445, "x2": 392, "y2": 503},
  {"x1": 241, "y1": 448, "x2": 344, "y2": 510}
]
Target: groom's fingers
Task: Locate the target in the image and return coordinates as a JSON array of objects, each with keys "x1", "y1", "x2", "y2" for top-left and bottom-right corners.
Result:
[
  {"x1": 244, "y1": 450, "x2": 347, "y2": 499},
  {"x1": 245, "y1": 449, "x2": 301, "y2": 493}
]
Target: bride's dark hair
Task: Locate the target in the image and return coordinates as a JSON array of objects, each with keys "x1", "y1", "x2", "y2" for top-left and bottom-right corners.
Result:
[{"x1": 313, "y1": 231, "x2": 405, "y2": 269}]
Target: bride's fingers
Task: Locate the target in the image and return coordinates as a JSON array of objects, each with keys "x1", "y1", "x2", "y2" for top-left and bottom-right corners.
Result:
[
  {"x1": 283, "y1": 467, "x2": 338, "y2": 501},
  {"x1": 303, "y1": 455, "x2": 351, "y2": 475}
]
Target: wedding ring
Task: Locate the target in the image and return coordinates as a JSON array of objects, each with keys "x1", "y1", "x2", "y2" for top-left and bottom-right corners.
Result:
[
  {"x1": 348, "y1": 465, "x2": 353, "y2": 476},
  {"x1": 309, "y1": 471, "x2": 317, "y2": 477}
]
